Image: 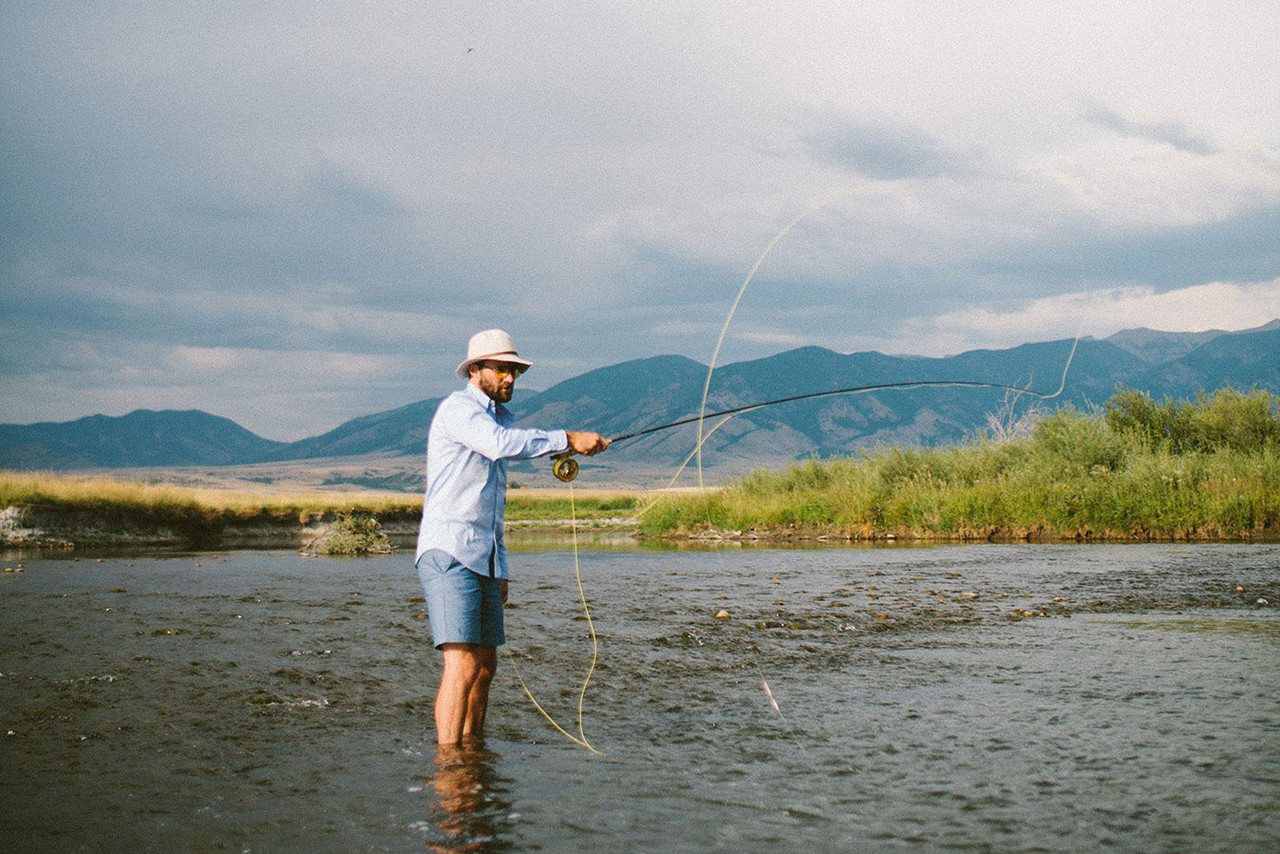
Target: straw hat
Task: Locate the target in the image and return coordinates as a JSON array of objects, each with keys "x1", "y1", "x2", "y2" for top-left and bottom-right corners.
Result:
[{"x1": 455, "y1": 328, "x2": 534, "y2": 380}]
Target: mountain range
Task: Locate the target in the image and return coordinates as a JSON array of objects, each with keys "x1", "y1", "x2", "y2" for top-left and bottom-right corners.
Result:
[{"x1": 2, "y1": 321, "x2": 1277, "y2": 477}]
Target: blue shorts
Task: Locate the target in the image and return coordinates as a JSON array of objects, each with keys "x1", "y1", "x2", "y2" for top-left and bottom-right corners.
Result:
[{"x1": 416, "y1": 549, "x2": 505, "y2": 649}]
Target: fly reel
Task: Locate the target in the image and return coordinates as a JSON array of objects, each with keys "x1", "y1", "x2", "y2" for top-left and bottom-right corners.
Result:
[{"x1": 551, "y1": 451, "x2": 579, "y2": 482}]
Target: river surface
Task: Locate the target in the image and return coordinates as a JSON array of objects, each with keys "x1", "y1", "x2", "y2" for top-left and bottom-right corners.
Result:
[{"x1": 1, "y1": 542, "x2": 1277, "y2": 852}]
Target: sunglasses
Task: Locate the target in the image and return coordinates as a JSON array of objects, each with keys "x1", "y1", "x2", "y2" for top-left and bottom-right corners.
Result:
[{"x1": 483, "y1": 362, "x2": 526, "y2": 379}]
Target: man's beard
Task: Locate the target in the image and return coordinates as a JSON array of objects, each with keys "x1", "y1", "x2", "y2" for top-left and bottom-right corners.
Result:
[{"x1": 478, "y1": 373, "x2": 513, "y2": 403}]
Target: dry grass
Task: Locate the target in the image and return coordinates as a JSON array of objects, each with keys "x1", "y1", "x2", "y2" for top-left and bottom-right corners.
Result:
[
  {"x1": 0, "y1": 471, "x2": 647, "y2": 522},
  {"x1": 0, "y1": 470, "x2": 421, "y2": 515}
]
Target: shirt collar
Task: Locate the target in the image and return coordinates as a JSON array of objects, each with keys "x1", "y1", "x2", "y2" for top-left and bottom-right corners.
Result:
[{"x1": 462, "y1": 380, "x2": 499, "y2": 415}]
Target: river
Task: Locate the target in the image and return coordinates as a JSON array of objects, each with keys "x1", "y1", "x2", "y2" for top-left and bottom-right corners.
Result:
[{"x1": 1, "y1": 542, "x2": 1276, "y2": 852}]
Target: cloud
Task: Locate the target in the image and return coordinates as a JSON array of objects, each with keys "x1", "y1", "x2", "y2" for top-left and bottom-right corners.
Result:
[
  {"x1": 1082, "y1": 104, "x2": 1218, "y2": 155},
  {"x1": 896, "y1": 277, "x2": 1280, "y2": 357},
  {"x1": 307, "y1": 158, "x2": 407, "y2": 219},
  {"x1": 2, "y1": 1, "x2": 1279, "y2": 438},
  {"x1": 804, "y1": 111, "x2": 978, "y2": 180},
  {"x1": 1074, "y1": 203, "x2": 1280, "y2": 288},
  {"x1": 0, "y1": 335, "x2": 426, "y2": 440}
]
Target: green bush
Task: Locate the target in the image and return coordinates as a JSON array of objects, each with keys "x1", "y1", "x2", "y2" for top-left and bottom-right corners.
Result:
[
  {"x1": 1105, "y1": 386, "x2": 1279, "y2": 453},
  {"x1": 641, "y1": 388, "x2": 1280, "y2": 541},
  {"x1": 1189, "y1": 388, "x2": 1280, "y2": 451},
  {"x1": 1031, "y1": 406, "x2": 1127, "y2": 473}
]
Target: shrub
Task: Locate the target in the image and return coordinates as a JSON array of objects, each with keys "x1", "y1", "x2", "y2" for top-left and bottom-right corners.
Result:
[
  {"x1": 1030, "y1": 407, "x2": 1126, "y2": 473},
  {"x1": 639, "y1": 387, "x2": 1279, "y2": 541},
  {"x1": 1106, "y1": 386, "x2": 1280, "y2": 453},
  {"x1": 1189, "y1": 388, "x2": 1280, "y2": 451},
  {"x1": 314, "y1": 511, "x2": 391, "y2": 555}
]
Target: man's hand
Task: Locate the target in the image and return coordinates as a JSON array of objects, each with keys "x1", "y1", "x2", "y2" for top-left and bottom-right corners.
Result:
[{"x1": 566, "y1": 431, "x2": 610, "y2": 456}]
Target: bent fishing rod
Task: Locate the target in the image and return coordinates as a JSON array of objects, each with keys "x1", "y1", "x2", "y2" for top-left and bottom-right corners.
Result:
[{"x1": 548, "y1": 377, "x2": 1057, "y2": 482}]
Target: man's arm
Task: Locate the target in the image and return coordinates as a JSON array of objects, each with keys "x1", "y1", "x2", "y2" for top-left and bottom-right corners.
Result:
[{"x1": 448, "y1": 404, "x2": 567, "y2": 461}]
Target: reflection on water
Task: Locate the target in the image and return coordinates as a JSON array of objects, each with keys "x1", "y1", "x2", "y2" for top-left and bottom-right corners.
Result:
[
  {"x1": 418, "y1": 743, "x2": 511, "y2": 852},
  {"x1": 0, "y1": 543, "x2": 1276, "y2": 852}
]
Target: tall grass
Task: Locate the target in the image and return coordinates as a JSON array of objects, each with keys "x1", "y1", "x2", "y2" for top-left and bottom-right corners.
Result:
[
  {"x1": 505, "y1": 493, "x2": 639, "y2": 520},
  {"x1": 640, "y1": 389, "x2": 1280, "y2": 541}
]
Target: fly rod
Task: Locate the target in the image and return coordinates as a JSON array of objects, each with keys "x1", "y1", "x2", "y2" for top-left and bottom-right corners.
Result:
[{"x1": 549, "y1": 377, "x2": 1052, "y2": 482}]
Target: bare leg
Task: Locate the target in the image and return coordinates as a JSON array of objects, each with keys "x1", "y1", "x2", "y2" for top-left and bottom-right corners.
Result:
[
  {"x1": 462, "y1": 645, "x2": 497, "y2": 738},
  {"x1": 436, "y1": 643, "x2": 498, "y2": 745}
]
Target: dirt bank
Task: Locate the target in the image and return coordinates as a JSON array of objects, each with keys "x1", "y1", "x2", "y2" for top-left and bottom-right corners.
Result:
[{"x1": 0, "y1": 503, "x2": 423, "y2": 552}]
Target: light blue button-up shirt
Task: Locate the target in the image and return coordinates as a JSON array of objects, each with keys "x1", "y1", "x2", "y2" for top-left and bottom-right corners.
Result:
[{"x1": 415, "y1": 382, "x2": 568, "y2": 579}]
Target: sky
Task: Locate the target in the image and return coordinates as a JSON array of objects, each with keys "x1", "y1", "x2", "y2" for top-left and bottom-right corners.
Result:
[{"x1": 2, "y1": 1, "x2": 1278, "y2": 440}]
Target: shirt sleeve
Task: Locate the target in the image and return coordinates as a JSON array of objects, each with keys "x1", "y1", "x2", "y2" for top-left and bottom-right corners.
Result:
[{"x1": 438, "y1": 392, "x2": 568, "y2": 461}]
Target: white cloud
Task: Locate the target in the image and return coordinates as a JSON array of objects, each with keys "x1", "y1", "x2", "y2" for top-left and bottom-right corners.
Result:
[
  {"x1": 898, "y1": 278, "x2": 1280, "y2": 356},
  {"x1": 0, "y1": 337, "x2": 426, "y2": 440}
]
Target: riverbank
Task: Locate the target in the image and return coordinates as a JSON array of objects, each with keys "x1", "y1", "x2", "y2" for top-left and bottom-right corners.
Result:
[
  {"x1": 640, "y1": 391, "x2": 1280, "y2": 543},
  {"x1": 4, "y1": 489, "x2": 1275, "y2": 554},
  {"x1": 0, "y1": 472, "x2": 641, "y2": 552},
  {"x1": 4, "y1": 390, "x2": 1278, "y2": 551}
]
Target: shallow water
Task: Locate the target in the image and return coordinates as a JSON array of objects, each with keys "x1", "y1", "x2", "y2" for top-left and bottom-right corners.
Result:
[{"x1": 1, "y1": 543, "x2": 1276, "y2": 852}]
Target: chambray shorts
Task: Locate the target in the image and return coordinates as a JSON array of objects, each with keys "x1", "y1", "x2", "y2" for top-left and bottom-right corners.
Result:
[{"x1": 416, "y1": 549, "x2": 505, "y2": 649}]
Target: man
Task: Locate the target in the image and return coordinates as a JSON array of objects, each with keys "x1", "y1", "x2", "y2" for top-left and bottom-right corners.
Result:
[{"x1": 415, "y1": 328, "x2": 609, "y2": 745}]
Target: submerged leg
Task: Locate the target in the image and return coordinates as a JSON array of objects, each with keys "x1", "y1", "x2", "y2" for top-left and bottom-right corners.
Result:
[{"x1": 436, "y1": 643, "x2": 498, "y2": 745}]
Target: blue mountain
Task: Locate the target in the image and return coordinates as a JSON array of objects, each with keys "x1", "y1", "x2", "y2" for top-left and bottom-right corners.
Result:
[
  {"x1": 1, "y1": 323, "x2": 1275, "y2": 471},
  {"x1": 0, "y1": 409, "x2": 286, "y2": 470}
]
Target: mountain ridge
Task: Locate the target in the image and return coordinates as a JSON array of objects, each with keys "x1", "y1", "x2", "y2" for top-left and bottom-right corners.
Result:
[{"x1": 2, "y1": 322, "x2": 1276, "y2": 473}]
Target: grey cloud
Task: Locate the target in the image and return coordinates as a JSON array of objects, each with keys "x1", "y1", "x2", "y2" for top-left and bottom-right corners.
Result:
[
  {"x1": 307, "y1": 159, "x2": 406, "y2": 219},
  {"x1": 1, "y1": 3, "x2": 1276, "y2": 438},
  {"x1": 1082, "y1": 104, "x2": 1218, "y2": 155},
  {"x1": 804, "y1": 112, "x2": 975, "y2": 180},
  {"x1": 964, "y1": 203, "x2": 1280, "y2": 304},
  {"x1": 1077, "y1": 203, "x2": 1280, "y2": 287}
]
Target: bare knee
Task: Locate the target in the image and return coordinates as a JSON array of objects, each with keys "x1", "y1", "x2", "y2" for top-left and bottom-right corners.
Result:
[
  {"x1": 441, "y1": 644, "x2": 497, "y2": 685},
  {"x1": 475, "y1": 648, "x2": 497, "y2": 681}
]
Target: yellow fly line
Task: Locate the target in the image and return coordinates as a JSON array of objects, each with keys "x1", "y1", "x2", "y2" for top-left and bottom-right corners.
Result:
[
  {"x1": 504, "y1": 479, "x2": 604, "y2": 755},
  {"x1": 510, "y1": 193, "x2": 1089, "y2": 753}
]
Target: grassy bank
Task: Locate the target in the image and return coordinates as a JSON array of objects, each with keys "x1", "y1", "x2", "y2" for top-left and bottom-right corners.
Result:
[
  {"x1": 0, "y1": 474, "x2": 641, "y2": 551},
  {"x1": 0, "y1": 473, "x2": 421, "y2": 518},
  {"x1": 640, "y1": 388, "x2": 1280, "y2": 542},
  {"x1": 0, "y1": 474, "x2": 639, "y2": 522},
  {"x1": 5, "y1": 388, "x2": 1275, "y2": 547}
]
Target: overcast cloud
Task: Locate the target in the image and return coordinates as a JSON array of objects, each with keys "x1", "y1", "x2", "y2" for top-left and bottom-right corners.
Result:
[{"x1": 2, "y1": 1, "x2": 1278, "y2": 439}]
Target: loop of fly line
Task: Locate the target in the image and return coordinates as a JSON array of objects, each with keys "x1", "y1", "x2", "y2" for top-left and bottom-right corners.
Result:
[
  {"x1": 521, "y1": 193, "x2": 1089, "y2": 752},
  {"x1": 505, "y1": 478, "x2": 604, "y2": 755}
]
